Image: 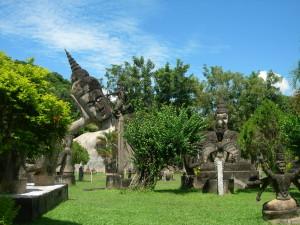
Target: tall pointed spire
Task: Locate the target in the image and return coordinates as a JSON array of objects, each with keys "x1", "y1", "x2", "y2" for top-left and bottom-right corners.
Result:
[{"x1": 65, "y1": 49, "x2": 81, "y2": 73}]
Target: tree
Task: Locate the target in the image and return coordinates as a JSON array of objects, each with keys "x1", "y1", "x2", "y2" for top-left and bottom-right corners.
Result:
[
  {"x1": 124, "y1": 106, "x2": 205, "y2": 189},
  {"x1": 154, "y1": 60, "x2": 200, "y2": 108},
  {"x1": 200, "y1": 65, "x2": 246, "y2": 130},
  {"x1": 238, "y1": 100, "x2": 286, "y2": 167},
  {"x1": 291, "y1": 61, "x2": 300, "y2": 90},
  {"x1": 0, "y1": 52, "x2": 71, "y2": 192},
  {"x1": 105, "y1": 56, "x2": 155, "y2": 111},
  {"x1": 199, "y1": 66, "x2": 284, "y2": 131}
]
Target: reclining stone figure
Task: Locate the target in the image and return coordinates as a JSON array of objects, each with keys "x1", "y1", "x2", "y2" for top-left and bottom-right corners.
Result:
[{"x1": 57, "y1": 50, "x2": 114, "y2": 184}]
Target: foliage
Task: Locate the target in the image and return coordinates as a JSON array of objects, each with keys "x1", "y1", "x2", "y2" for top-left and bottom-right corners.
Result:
[
  {"x1": 71, "y1": 141, "x2": 89, "y2": 165},
  {"x1": 238, "y1": 100, "x2": 286, "y2": 166},
  {"x1": 125, "y1": 106, "x2": 205, "y2": 189},
  {"x1": 0, "y1": 52, "x2": 71, "y2": 189},
  {"x1": 0, "y1": 52, "x2": 71, "y2": 156},
  {"x1": 96, "y1": 131, "x2": 118, "y2": 159},
  {"x1": 200, "y1": 66, "x2": 283, "y2": 131},
  {"x1": 105, "y1": 56, "x2": 155, "y2": 111},
  {"x1": 0, "y1": 197, "x2": 19, "y2": 225},
  {"x1": 280, "y1": 113, "x2": 300, "y2": 157},
  {"x1": 291, "y1": 60, "x2": 300, "y2": 90},
  {"x1": 46, "y1": 72, "x2": 79, "y2": 119},
  {"x1": 105, "y1": 57, "x2": 200, "y2": 111},
  {"x1": 154, "y1": 60, "x2": 201, "y2": 107}
]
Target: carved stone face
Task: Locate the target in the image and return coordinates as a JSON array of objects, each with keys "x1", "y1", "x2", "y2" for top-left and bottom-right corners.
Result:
[
  {"x1": 276, "y1": 161, "x2": 286, "y2": 174},
  {"x1": 82, "y1": 90, "x2": 112, "y2": 122},
  {"x1": 215, "y1": 113, "x2": 228, "y2": 140}
]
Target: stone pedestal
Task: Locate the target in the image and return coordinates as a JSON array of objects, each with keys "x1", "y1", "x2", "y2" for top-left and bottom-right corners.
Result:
[
  {"x1": 182, "y1": 161, "x2": 258, "y2": 192},
  {"x1": 1, "y1": 184, "x2": 68, "y2": 223},
  {"x1": 106, "y1": 174, "x2": 131, "y2": 189},
  {"x1": 55, "y1": 174, "x2": 75, "y2": 185},
  {"x1": 262, "y1": 199, "x2": 300, "y2": 224},
  {"x1": 203, "y1": 179, "x2": 234, "y2": 194}
]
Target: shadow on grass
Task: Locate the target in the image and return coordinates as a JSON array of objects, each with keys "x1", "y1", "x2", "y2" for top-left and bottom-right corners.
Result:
[
  {"x1": 22, "y1": 217, "x2": 82, "y2": 225},
  {"x1": 83, "y1": 187, "x2": 106, "y2": 191},
  {"x1": 154, "y1": 188, "x2": 202, "y2": 195},
  {"x1": 235, "y1": 188, "x2": 260, "y2": 194}
]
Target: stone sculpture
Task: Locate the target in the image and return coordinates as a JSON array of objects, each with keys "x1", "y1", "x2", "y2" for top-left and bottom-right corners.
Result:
[
  {"x1": 57, "y1": 50, "x2": 114, "y2": 184},
  {"x1": 201, "y1": 100, "x2": 240, "y2": 163},
  {"x1": 257, "y1": 148, "x2": 300, "y2": 224},
  {"x1": 182, "y1": 100, "x2": 258, "y2": 192}
]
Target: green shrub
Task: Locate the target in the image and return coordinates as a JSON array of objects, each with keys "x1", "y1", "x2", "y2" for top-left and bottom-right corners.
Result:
[
  {"x1": 0, "y1": 197, "x2": 19, "y2": 225},
  {"x1": 71, "y1": 141, "x2": 89, "y2": 165}
]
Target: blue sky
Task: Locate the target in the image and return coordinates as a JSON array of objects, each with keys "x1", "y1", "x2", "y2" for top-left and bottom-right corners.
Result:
[{"x1": 0, "y1": 0, "x2": 299, "y2": 95}]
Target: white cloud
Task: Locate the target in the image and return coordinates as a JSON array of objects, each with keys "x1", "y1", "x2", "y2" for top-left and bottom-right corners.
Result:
[
  {"x1": 258, "y1": 70, "x2": 292, "y2": 95},
  {"x1": 0, "y1": 0, "x2": 172, "y2": 75}
]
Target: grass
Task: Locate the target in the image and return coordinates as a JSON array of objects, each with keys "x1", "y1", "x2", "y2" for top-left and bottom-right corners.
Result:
[{"x1": 20, "y1": 173, "x2": 295, "y2": 225}]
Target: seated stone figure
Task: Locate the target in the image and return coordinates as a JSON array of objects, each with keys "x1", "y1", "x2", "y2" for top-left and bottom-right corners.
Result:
[
  {"x1": 182, "y1": 100, "x2": 258, "y2": 191},
  {"x1": 257, "y1": 148, "x2": 300, "y2": 222},
  {"x1": 201, "y1": 100, "x2": 240, "y2": 163}
]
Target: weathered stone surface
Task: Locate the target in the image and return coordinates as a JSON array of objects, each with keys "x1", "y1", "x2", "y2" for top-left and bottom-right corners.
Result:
[
  {"x1": 106, "y1": 174, "x2": 131, "y2": 189},
  {"x1": 202, "y1": 179, "x2": 234, "y2": 194},
  {"x1": 2, "y1": 184, "x2": 68, "y2": 223},
  {"x1": 264, "y1": 199, "x2": 297, "y2": 211}
]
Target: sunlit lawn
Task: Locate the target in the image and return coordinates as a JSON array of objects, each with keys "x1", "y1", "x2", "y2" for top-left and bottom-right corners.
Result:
[{"x1": 21, "y1": 173, "x2": 298, "y2": 225}]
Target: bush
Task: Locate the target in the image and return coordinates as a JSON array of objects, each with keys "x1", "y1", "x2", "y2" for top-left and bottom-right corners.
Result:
[
  {"x1": 125, "y1": 106, "x2": 205, "y2": 189},
  {"x1": 71, "y1": 141, "x2": 89, "y2": 165},
  {"x1": 0, "y1": 197, "x2": 19, "y2": 225}
]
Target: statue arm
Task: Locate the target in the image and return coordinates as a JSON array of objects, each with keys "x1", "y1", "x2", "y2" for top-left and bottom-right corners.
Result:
[
  {"x1": 258, "y1": 155, "x2": 274, "y2": 178},
  {"x1": 256, "y1": 177, "x2": 270, "y2": 201},
  {"x1": 261, "y1": 162, "x2": 274, "y2": 178},
  {"x1": 70, "y1": 94, "x2": 90, "y2": 120}
]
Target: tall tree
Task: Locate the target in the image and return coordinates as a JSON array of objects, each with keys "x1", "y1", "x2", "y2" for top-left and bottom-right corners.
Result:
[
  {"x1": 154, "y1": 60, "x2": 200, "y2": 108},
  {"x1": 105, "y1": 56, "x2": 155, "y2": 111},
  {"x1": 0, "y1": 52, "x2": 71, "y2": 192}
]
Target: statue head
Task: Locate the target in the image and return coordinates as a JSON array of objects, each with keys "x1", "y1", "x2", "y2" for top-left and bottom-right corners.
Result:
[
  {"x1": 65, "y1": 50, "x2": 113, "y2": 123},
  {"x1": 275, "y1": 147, "x2": 286, "y2": 174},
  {"x1": 65, "y1": 50, "x2": 89, "y2": 83},
  {"x1": 215, "y1": 99, "x2": 228, "y2": 140}
]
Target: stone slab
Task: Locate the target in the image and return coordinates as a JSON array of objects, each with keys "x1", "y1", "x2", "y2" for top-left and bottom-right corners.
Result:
[
  {"x1": 1, "y1": 184, "x2": 68, "y2": 223},
  {"x1": 106, "y1": 174, "x2": 131, "y2": 189}
]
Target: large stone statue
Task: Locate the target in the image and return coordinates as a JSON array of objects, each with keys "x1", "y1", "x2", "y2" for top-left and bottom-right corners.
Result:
[
  {"x1": 57, "y1": 50, "x2": 114, "y2": 184},
  {"x1": 201, "y1": 100, "x2": 240, "y2": 163},
  {"x1": 257, "y1": 148, "x2": 300, "y2": 224},
  {"x1": 182, "y1": 100, "x2": 258, "y2": 192}
]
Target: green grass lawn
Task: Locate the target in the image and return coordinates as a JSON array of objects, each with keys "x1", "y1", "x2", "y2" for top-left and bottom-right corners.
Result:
[{"x1": 21, "y1": 173, "x2": 299, "y2": 225}]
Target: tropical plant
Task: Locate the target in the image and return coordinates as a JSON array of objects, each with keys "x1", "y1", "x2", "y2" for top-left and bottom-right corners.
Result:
[{"x1": 124, "y1": 106, "x2": 205, "y2": 189}]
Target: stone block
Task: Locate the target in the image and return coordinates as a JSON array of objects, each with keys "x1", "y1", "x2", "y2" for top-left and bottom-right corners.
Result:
[
  {"x1": 106, "y1": 174, "x2": 131, "y2": 189},
  {"x1": 1, "y1": 184, "x2": 68, "y2": 223}
]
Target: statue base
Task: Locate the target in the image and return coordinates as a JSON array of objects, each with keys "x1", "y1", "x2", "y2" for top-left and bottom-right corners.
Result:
[
  {"x1": 106, "y1": 174, "x2": 131, "y2": 189},
  {"x1": 262, "y1": 199, "x2": 300, "y2": 224},
  {"x1": 202, "y1": 179, "x2": 234, "y2": 194},
  {"x1": 183, "y1": 161, "x2": 259, "y2": 191},
  {"x1": 55, "y1": 173, "x2": 75, "y2": 185}
]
